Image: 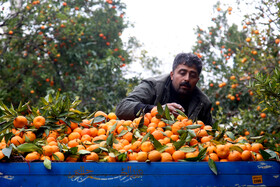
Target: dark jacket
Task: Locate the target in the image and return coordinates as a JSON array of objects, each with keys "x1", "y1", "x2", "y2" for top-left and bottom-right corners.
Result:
[{"x1": 116, "y1": 74, "x2": 213, "y2": 125}]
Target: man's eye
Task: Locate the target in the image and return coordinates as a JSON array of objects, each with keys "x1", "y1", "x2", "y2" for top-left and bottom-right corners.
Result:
[{"x1": 190, "y1": 73, "x2": 198, "y2": 78}]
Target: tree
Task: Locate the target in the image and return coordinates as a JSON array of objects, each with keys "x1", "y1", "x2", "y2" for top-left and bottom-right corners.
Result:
[
  {"x1": 0, "y1": 0, "x2": 160, "y2": 113},
  {"x1": 192, "y1": 0, "x2": 279, "y2": 147}
]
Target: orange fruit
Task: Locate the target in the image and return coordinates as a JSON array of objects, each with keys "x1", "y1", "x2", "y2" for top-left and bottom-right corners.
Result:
[
  {"x1": 52, "y1": 152, "x2": 65, "y2": 161},
  {"x1": 136, "y1": 152, "x2": 148, "y2": 162},
  {"x1": 0, "y1": 150, "x2": 5, "y2": 160},
  {"x1": 89, "y1": 127, "x2": 98, "y2": 137},
  {"x1": 147, "y1": 126, "x2": 156, "y2": 133},
  {"x1": 104, "y1": 155, "x2": 116, "y2": 162},
  {"x1": 46, "y1": 137, "x2": 56, "y2": 143},
  {"x1": 86, "y1": 144, "x2": 99, "y2": 152},
  {"x1": 81, "y1": 134, "x2": 92, "y2": 142},
  {"x1": 241, "y1": 150, "x2": 252, "y2": 161},
  {"x1": 123, "y1": 132, "x2": 133, "y2": 143},
  {"x1": 66, "y1": 156, "x2": 79, "y2": 162},
  {"x1": 80, "y1": 128, "x2": 91, "y2": 136},
  {"x1": 83, "y1": 152, "x2": 99, "y2": 162},
  {"x1": 164, "y1": 130, "x2": 173, "y2": 138},
  {"x1": 260, "y1": 113, "x2": 266, "y2": 118},
  {"x1": 33, "y1": 116, "x2": 45, "y2": 129},
  {"x1": 151, "y1": 116, "x2": 161, "y2": 125},
  {"x1": 253, "y1": 153, "x2": 264, "y2": 161},
  {"x1": 204, "y1": 153, "x2": 219, "y2": 161},
  {"x1": 98, "y1": 128, "x2": 106, "y2": 136},
  {"x1": 189, "y1": 138, "x2": 198, "y2": 146},
  {"x1": 171, "y1": 122, "x2": 183, "y2": 134},
  {"x1": 150, "y1": 106, "x2": 158, "y2": 117},
  {"x1": 13, "y1": 116, "x2": 28, "y2": 128},
  {"x1": 40, "y1": 155, "x2": 51, "y2": 161},
  {"x1": 201, "y1": 136, "x2": 212, "y2": 143},
  {"x1": 177, "y1": 115, "x2": 187, "y2": 121},
  {"x1": 25, "y1": 152, "x2": 40, "y2": 162},
  {"x1": 51, "y1": 145, "x2": 60, "y2": 153},
  {"x1": 23, "y1": 131, "x2": 36, "y2": 142},
  {"x1": 128, "y1": 152, "x2": 138, "y2": 161},
  {"x1": 94, "y1": 111, "x2": 108, "y2": 119},
  {"x1": 148, "y1": 150, "x2": 161, "y2": 162},
  {"x1": 68, "y1": 139, "x2": 80, "y2": 148},
  {"x1": 157, "y1": 121, "x2": 166, "y2": 128},
  {"x1": 48, "y1": 141, "x2": 58, "y2": 146},
  {"x1": 161, "y1": 152, "x2": 173, "y2": 162},
  {"x1": 196, "y1": 129, "x2": 208, "y2": 138},
  {"x1": 185, "y1": 151, "x2": 199, "y2": 159},
  {"x1": 206, "y1": 145, "x2": 217, "y2": 154},
  {"x1": 0, "y1": 142, "x2": 6, "y2": 149},
  {"x1": 172, "y1": 150, "x2": 185, "y2": 161},
  {"x1": 227, "y1": 151, "x2": 242, "y2": 161},
  {"x1": 152, "y1": 130, "x2": 164, "y2": 140},
  {"x1": 182, "y1": 119, "x2": 193, "y2": 126},
  {"x1": 68, "y1": 132, "x2": 81, "y2": 141},
  {"x1": 70, "y1": 121, "x2": 78, "y2": 130},
  {"x1": 107, "y1": 112, "x2": 117, "y2": 120},
  {"x1": 140, "y1": 141, "x2": 154, "y2": 152},
  {"x1": 196, "y1": 120, "x2": 205, "y2": 129},
  {"x1": 170, "y1": 134, "x2": 179, "y2": 142},
  {"x1": 164, "y1": 144, "x2": 176, "y2": 155},
  {"x1": 80, "y1": 119, "x2": 91, "y2": 128},
  {"x1": 131, "y1": 141, "x2": 141, "y2": 152},
  {"x1": 216, "y1": 144, "x2": 230, "y2": 159},
  {"x1": 11, "y1": 135, "x2": 25, "y2": 146},
  {"x1": 42, "y1": 145, "x2": 53, "y2": 156},
  {"x1": 251, "y1": 143, "x2": 264, "y2": 153}
]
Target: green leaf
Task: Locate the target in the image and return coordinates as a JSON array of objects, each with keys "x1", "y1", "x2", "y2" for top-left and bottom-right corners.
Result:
[
  {"x1": 106, "y1": 132, "x2": 114, "y2": 147},
  {"x1": 157, "y1": 103, "x2": 163, "y2": 116},
  {"x1": 208, "y1": 158, "x2": 218, "y2": 175},
  {"x1": 43, "y1": 159, "x2": 52, "y2": 170},
  {"x1": 215, "y1": 129, "x2": 225, "y2": 141},
  {"x1": 17, "y1": 143, "x2": 42, "y2": 153},
  {"x1": 229, "y1": 145, "x2": 243, "y2": 153},
  {"x1": 149, "y1": 133, "x2": 166, "y2": 151},
  {"x1": 179, "y1": 147, "x2": 197, "y2": 153},
  {"x1": 117, "y1": 130, "x2": 128, "y2": 137},
  {"x1": 2, "y1": 145, "x2": 13, "y2": 158},
  {"x1": 117, "y1": 152, "x2": 127, "y2": 162},
  {"x1": 141, "y1": 132, "x2": 150, "y2": 143},
  {"x1": 78, "y1": 150, "x2": 91, "y2": 155},
  {"x1": 225, "y1": 131, "x2": 235, "y2": 140},
  {"x1": 52, "y1": 153, "x2": 59, "y2": 161},
  {"x1": 197, "y1": 147, "x2": 207, "y2": 161},
  {"x1": 109, "y1": 122, "x2": 118, "y2": 133},
  {"x1": 186, "y1": 124, "x2": 202, "y2": 129},
  {"x1": 173, "y1": 132, "x2": 188, "y2": 150},
  {"x1": 164, "y1": 105, "x2": 171, "y2": 120},
  {"x1": 175, "y1": 109, "x2": 187, "y2": 117},
  {"x1": 93, "y1": 115, "x2": 106, "y2": 124}
]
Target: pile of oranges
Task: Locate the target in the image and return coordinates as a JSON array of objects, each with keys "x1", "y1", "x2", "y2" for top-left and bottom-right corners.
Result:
[{"x1": 0, "y1": 107, "x2": 278, "y2": 163}]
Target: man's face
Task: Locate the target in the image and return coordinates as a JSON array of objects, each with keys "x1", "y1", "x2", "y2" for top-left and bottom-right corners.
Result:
[{"x1": 170, "y1": 64, "x2": 200, "y2": 95}]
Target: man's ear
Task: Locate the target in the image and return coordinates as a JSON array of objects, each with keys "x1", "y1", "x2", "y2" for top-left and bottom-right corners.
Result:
[{"x1": 170, "y1": 71, "x2": 174, "y2": 81}]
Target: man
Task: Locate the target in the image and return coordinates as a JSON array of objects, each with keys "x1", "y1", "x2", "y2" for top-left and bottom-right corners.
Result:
[{"x1": 115, "y1": 52, "x2": 213, "y2": 125}]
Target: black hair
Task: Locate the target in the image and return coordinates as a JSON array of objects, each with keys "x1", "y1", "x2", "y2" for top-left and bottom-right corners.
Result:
[{"x1": 172, "y1": 53, "x2": 202, "y2": 75}]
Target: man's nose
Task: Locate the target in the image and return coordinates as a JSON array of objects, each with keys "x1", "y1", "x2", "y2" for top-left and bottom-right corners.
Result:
[{"x1": 184, "y1": 73, "x2": 190, "y2": 82}]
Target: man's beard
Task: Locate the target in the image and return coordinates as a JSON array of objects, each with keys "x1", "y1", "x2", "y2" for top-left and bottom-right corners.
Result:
[{"x1": 177, "y1": 82, "x2": 192, "y2": 96}]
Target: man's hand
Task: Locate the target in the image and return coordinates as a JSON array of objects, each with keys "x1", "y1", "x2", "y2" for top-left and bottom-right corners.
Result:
[{"x1": 162, "y1": 103, "x2": 185, "y2": 116}]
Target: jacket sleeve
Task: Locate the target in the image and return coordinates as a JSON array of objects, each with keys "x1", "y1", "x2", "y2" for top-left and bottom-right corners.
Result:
[{"x1": 115, "y1": 80, "x2": 157, "y2": 120}]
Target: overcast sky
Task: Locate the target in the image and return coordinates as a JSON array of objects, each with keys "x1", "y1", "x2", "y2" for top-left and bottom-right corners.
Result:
[{"x1": 120, "y1": 0, "x2": 241, "y2": 78}]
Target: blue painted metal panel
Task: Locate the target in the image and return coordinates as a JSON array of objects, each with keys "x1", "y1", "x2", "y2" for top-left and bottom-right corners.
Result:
[{"x1": 0, "y1": 161, "x2": 279, "y2": 187}]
